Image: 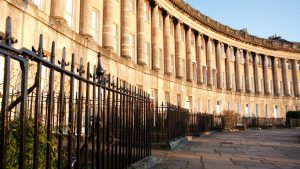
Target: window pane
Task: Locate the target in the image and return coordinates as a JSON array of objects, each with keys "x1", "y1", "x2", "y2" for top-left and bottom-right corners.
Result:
[
  {"x1": 33, "y1": 0, "x2": 43, "y2": 9},
  {"x1": 92, "y1": 9, "x2": 98, "y2": 41},
  {"x1": 113, "y1": 23, "x2": 118, "y2": 51},
  {"x1": 66, "y1": 0, "x2": 73, "y2": 13}
]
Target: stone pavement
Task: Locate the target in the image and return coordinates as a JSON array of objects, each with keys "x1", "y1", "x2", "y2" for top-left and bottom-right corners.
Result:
[{"x1": 151, "y1": 129, "x2": 300, "y2": 169}]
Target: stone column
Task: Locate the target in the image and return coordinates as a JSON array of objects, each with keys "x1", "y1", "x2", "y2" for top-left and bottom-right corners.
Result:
[
  {"x1": 235, "y1": 48, "x2": 241, "y2": 91},
  {"x1": 272, "y1": 57, "x2": 279, "y2": 96},
  {"x1": 281, "y1": 58, "x2": 289, "y2": 96},
  {"x1": 103, "y1": 0, "x2": 114, "y2": 49},
  {"x1": 263, "y1": 55, "x2": 270, "y2": 94},
  {"x1": 137, "y1": 0, "x2": 146, "y2": 65},
  {"x1": 186, "y1": 27, "x2": 192, "y2": 82},
  {"x1": 121, "y1": 0, "x2": 131, "y2": 58},
  {"x1": 292, "y1": 59, "x2": 299, "y2": 97},
  {"x1": 79, "y1": 0, "x2": 93, "y2": 37},
  {"x1": 206, "y1": 37, "x2": 213, "y2": 87},
  {"x1": 164, "y1": 13, "x2": 172, "y2": 75},
  {"x1": 225, "y1": 45, "x2": 232, "y2": 90},
  {"x1": 50, "y1": 0, "x2": 67, "y2": 23},
  {"x1": 253, "y1": 53, "x2": 260, "y2": 94},
  {"x1": 175, "y1": 21, "x2": 183, "y2": 78},
  {"x1": 196, "y1": 34, "x2": 203, "y2": 84},
  {"x1": 244, "y1": 51, "x2": 250, "y2": 93},
  {"x1": 151, "y1": 4, "x2": 160, "y2": 70},
  {"x1": 216, "y1": 41, "x2": 222, "y2": 88}
]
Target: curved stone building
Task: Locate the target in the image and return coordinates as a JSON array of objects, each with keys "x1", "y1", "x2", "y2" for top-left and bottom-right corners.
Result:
[{"x1": 1, "y1": 0, "x2": 300, "y2": 118}]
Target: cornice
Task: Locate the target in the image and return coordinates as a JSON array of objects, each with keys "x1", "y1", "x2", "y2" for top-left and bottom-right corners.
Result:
[{"x1": 166, "y1": 0, "x2": 300, "y2": 53}]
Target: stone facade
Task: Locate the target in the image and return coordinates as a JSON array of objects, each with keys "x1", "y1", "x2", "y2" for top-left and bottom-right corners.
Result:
[{"x1": 1, "y1": 0, "x2": 300, "y2": 118}]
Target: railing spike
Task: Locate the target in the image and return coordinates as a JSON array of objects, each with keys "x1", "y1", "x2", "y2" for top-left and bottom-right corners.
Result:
[
  {"x1": 62, "y1": 47, "x2": 66, "y2": 63},
  {"x1": 86, "y1": 62, "x2": 90, "y2": 79},
  {"x1": 71, "y1": 53, "x2": 75, "y2": 71},
  {"x1": 38, "y1": 34, "x2": 43, "y2": 52},
  {"x1": 51, "y1": 41, "x2": 55, "y2": 59},
  {"x1": 5, "y1": 16, "x2": 12, "y2": 46},
  {"x1": 96, "y1": 52, "x2": 105, "y2": 77}
]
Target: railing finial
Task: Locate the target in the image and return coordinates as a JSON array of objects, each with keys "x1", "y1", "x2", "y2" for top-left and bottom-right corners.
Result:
[
  {"x1": 2, "y1": 16, "x2": 17, "y2": 46},
  {"x1": 96, "y1": 52, "x2": 105, "y2": 77}
]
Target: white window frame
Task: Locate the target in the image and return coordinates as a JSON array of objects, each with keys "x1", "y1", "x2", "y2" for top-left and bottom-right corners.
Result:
[
  {"x1": 279, "y1": 81, "x2": 283, "y2": 96},
  {"x1": 255, "y1": 104, "x2": 259, "y2": 117},
  {"x1": 170, "y1": 20, "x2": 174, "y2": 36},
  {"x1": 129, "y1": 33, "x2": 135, "y2": 59},
  {"x1": 290, "y1": 82, "x2": 294, "y2": 96},
  {"x1": 203, "y1": 65, "x2": 207, "y2": 84},
  {"x1": 91, "y1": 8, "x2": 99, "y2": 43},
  {"x1": 269, "y1": 80, "x2": 273, "y2": 95},
  {"x1": 113, "y1": 23, "x2": 119, "y2": 52},
  {"x1": 207, "y1": 99, "x2": 211, "y2": 114},
  {"x1": 260, "y1": 79, "x2": 264, "y2": 93},
  {"x1": 159, "y1": 14, "x2": 163, "y2": 29},
  {"x1": 232, "y1": 74, "x2": 235, "y2": 90},
  {"x1": 129, "y1": 0, "x2": 135, "y2": 12},
  {"x1": 66, "y1": 0, "x2": 76, "y2": 30},
  {"x1": 265, "y1": 104, "x2": 268, "y2": 117},
  {"x1": 171, "y1": 54, "x2": 175, "y2": 74},
  {"x1": 177, "y1": 94, "x2": 181, "y2": 106},
  {"x1": 165, "y1": 91, "x2": 170, "y2": 103},
  {"x1": 145, "y1": 42, "x2": 150, "y2": 65},
  {"x1": 181, "y1": 27, "x2": 185, "y2": 42},
  {"x1": 144, "y1": 2, "x2": 150, "y2": 22},
  {"x1": 222, "y1": 72, "x2": 225, "y2": 88},
  {"x1": 159, "y1": 48, "x2": 163, "y2": 71},
  {"x1": 198, "y1": 98, "x2": 201, "y2": 112},
  {"x1": 217, "y1": 100, "x2": 222, "y2": 114},
  {"x1": 241, "y1": 76, "x2": 244, "y2": 91},
  {"x1": 193, "y1": 63, "x2": 197, "y2": 82},
  {"x1": 32, "y1": 0, "x2": 44, "y2": 10}
]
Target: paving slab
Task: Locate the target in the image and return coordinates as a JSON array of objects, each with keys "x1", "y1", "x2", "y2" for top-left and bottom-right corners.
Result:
[{"x1": 151, "y1": 129, "x2": 300, "y2": 169}]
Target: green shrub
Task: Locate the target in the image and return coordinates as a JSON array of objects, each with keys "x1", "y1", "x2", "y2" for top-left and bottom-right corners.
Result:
[{"x1": 2, "y1": 118, "x2": 67, "y2": 169}]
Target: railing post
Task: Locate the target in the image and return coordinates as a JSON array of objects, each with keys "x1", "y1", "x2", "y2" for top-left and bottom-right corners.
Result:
[{"x1": 33, "y1": 34, "x2": 44, "y2": 169}]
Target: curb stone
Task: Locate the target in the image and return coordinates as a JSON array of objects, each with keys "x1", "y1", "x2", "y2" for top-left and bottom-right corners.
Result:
[{"x1": 127, "y1": 156, "x2": 159, "y2": 169}]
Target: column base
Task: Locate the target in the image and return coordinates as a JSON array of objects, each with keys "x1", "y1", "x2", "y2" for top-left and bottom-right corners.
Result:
[
  {"x1": 137, "y1": 60, "x2": 147, "y2": 66},
  {"x1": 121, "y1": 54, "x2": 132, "y2": 60},
  {"x1": 80, "y1": 33, "x2": 93, "y2": 41},
  {"x1": 50, "y1": 16, "x2": 67, "y2": 26},
  {"x1": 164, "y1": 71, "x2": 172, "y2": 76}
]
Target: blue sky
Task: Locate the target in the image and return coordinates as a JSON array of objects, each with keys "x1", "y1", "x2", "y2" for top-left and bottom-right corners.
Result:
[{"x1": 184, "y1": 0, "x2": 300, "y2": 42}]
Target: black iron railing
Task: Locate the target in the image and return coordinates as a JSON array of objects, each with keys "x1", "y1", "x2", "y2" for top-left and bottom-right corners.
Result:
[
  {"x1": 150, "y1": 103, "x2": 190, "y2": 144},
  {"x1": 189, "y1": 112, "x2": 286, "y2": 132},
  {"x1": 0, "y1": 16, "x2": 151, "y2": 169}
]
